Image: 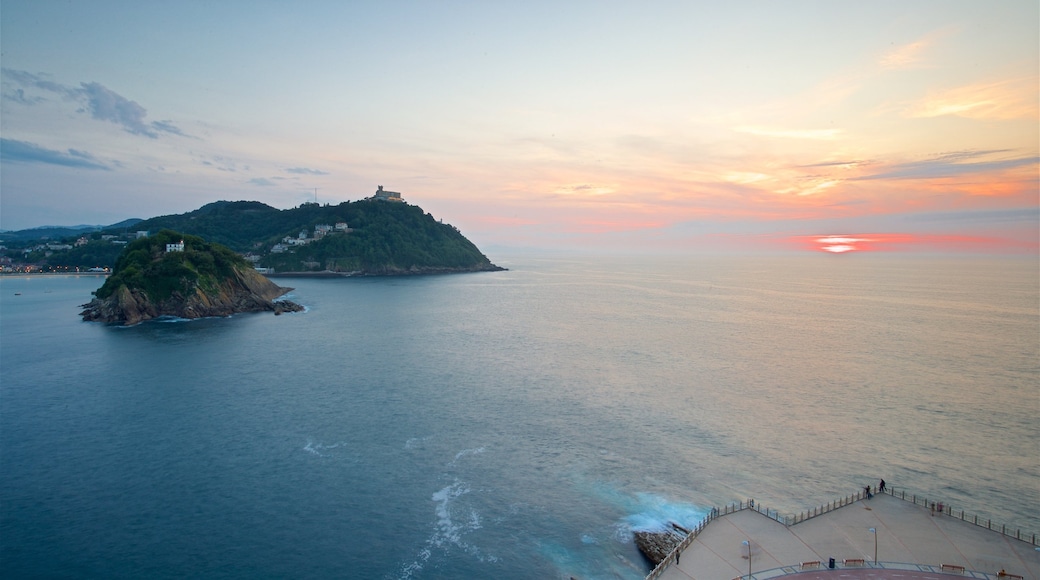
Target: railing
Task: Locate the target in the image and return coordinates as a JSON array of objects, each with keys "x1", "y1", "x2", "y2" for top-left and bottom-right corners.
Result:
[
  {"x1": 733, "y1": 560, "x2": 1010, "y2": 579},
  {"x1": 644, "y1": 487, "x2": 1038, "y2": 580},
  {"x1": 884, "y1": 487, "x2": 1039, "y2": 546},
  {"x1": 785, "y1": 487, "x2": 872, "y2": 526},
  {"x1": 643, "y1": 499, "x2": 750, "y2": 580}
]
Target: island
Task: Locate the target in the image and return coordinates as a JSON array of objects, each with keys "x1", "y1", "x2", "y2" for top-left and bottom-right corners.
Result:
[{"x1": 80, "y1": 230, "x2": 304, "y2": 325}]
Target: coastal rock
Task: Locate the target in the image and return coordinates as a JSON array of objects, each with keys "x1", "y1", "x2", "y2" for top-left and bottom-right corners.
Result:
[
  {"x1": 80, "y1": 230, "x2": 304, "y2": 325},
  {"x1": 633, "y1": 523, "x2": 689, "y2": 566},
  {"x1": 80, "y1": 264, "x2": 303, "y2": 325}
]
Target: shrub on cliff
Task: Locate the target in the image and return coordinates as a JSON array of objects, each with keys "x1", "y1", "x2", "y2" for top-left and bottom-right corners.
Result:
[{"x1": 94, "y1": 230, "x2": 247, "y2": 302}]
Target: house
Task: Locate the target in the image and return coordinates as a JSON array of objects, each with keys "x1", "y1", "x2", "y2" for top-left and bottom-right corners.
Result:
[{"x1": 166, "y1": 240, "x2": 185, "y2": 252}]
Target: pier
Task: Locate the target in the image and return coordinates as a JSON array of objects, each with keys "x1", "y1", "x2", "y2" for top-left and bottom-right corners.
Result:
[{"x1": 648, "y1": 488, "x2": 1039, "y2": 580}]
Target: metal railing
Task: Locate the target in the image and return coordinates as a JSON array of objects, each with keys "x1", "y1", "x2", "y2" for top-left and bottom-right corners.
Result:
[
  {"x1": 734, "y1": 560, "x2": 1009, "y2": 579},
  {"x1": 644, "y1": 487, "x2": 1038, "y2": 580},
  {"x1": 884, "y1": 487, "x2": 1039, "y2": 546}
]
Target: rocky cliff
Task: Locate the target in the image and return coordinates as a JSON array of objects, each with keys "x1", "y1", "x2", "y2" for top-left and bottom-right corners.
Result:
[
  {"x1": 80, "y1": 230, "x2": 303, "y2": 325},
  {"x1": 81, "y1": 265, "x2": 303, "y2": 325},
  {"x1": 633, "y1": 522, "x2": 690, "y2": 567}
]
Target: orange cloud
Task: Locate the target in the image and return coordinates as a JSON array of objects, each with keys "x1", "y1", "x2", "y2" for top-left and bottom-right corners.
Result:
[
  {"x1": 879, "y1": 40, "x2": 933, "y2": 70},
  {"x1": 733, "y1": 126, "x2": 843, "y2": 140},
  {"x1": 906, "y1": 77, "x2": 1039, "y2": 120}
]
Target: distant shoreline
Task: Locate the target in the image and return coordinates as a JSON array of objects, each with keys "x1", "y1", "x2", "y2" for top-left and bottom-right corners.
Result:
[
  {"x1": 266, "y1": 265, "x2": 506, "y2": 278},
  {"x1": 1, "y1": 272, "x2": 108, "y2": 276}
]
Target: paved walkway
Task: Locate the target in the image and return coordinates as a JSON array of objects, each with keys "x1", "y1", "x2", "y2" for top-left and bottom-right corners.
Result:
[{"x1": 655, "y1": 493, "x2": 1039, "y2": 580}]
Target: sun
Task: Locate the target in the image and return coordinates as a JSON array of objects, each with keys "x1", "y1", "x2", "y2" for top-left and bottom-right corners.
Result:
[{"x1": 816, "y1": 236, "x2": 869, "y2": 253}]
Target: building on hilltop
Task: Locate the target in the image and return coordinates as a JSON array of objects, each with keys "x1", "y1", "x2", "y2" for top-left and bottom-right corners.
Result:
[
  {"x1": 371, "y1": 185, "x2": 403, "y2": 202},
  {"x1": 166, "y1": 240, "x2": 185, "y2": 252}
]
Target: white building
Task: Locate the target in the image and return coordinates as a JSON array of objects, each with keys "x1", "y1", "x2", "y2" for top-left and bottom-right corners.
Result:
[{"x1": 166, "y1": 240, "x2": 185, "y2": 252}]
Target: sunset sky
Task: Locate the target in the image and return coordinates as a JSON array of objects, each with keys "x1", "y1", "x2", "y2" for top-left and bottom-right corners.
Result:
[{"x1": 2, "y1": 1, "x2": 1037, "y2": 253}]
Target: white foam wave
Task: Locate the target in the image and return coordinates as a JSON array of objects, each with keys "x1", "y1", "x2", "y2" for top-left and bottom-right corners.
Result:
[
  {"x1": 615, "y1": 491, "x2": 706, "y2": 542},
  {"x1": 394, "y1": 479, "x2": 498, "y2": 579},
  {"x1": 404, "y1": 436, "x2": 431, "y2": 450},
  {"x1": 448, "y1": 446, "x2": 485, "y2": 467},
  {"x1": 302, "y1": 439, "x2": 348, "y2": 458}
]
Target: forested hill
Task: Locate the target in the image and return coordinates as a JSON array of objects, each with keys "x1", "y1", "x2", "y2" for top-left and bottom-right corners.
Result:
[{"x1": 134, "y1": 200, "x2": 503, "y2": 274}]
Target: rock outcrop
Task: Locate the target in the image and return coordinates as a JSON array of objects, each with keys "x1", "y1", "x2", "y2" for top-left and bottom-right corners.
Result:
[
  {"x1": 81, "y1": 264, "x2": 303, "y2": 325},
  {"x1": 80, "y1": 230, "x2": 304, "y2": 325},
  {"x1": 633, "y1": 522, "x2": 690, "y2": 567}
]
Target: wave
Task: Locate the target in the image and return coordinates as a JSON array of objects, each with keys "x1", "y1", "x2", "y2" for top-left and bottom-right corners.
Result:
[
  {"x1": 393, "y1": 447, "x2": 496, "y2": 579},
  {"x1": 302, "y1": 439, "x2": 349, "y2": 458},
  {"x1": 394, "y1": 479, "x2": 499, "y2": 580},
  {"x1": 404, "y1": 436, "x2": 432, "y2": 450},
  {"x1": 448, "y1": 446, "x2": 485, "y2": 467},
  {"x1": 584, "y1": 483, "x2": 706, "y2": 542}
]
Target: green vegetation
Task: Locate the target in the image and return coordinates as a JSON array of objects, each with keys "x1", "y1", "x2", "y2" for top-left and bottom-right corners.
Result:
[
  {"x1": 135, "y1": 201, "x2": 285, "y2": 251},
  {"x1": 4, "y1": 199, "x2": 500, "y2": 274},
  {"x1": 261, "y1": 202, "x2": 491, "y2": 272},
  {"x1": 95, "y1": 230, "x2": 248, "y2": 302},
  {"x1": 135, "y1": 199, "x2": 497, "y2": 273}
]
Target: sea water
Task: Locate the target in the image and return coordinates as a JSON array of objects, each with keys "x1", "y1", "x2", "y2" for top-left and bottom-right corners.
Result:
[{"x1": 1, "y1": 255, "x2": 1037, "y2": 579}]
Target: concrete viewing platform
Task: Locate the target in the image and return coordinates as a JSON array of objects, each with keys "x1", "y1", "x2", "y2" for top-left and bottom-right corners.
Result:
[{"x1": 649, "y1": 489, "x2": 1039, "y2": 580}]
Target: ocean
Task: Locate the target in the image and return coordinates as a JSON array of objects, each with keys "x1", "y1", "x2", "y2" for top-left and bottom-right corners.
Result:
[{"x1": 2, "y1": 254, "x2": 1037, "y2": 579}]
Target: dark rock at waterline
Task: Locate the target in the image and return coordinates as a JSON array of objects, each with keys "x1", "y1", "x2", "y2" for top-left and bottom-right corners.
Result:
[
  {"x1": 634, "y1": 522, "x2": 690, "y2": 566},
  {"x1": 80, "y1": 270, "x2": 304, "y2": 325}
]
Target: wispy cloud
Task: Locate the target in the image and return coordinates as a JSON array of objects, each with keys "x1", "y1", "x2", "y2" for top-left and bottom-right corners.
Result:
[
  {"x1": 797, "y1": 159, "x2": 869, "y2": 169},
  {"x1": 553, "y1": 183, "x2": 616, "y2": 196},
  {"x1": 2, "y1": 69, "x2": 186, "y2": 137},
  {"x1": 0, "y1": 138, "x2": 111, "y2": 170},
  {"x1": 905, "y1": 78, "x2": 1039, "y2": 120},
  {"x1": 879, "y1": 40, "x2": 933, "y2": 69},
  {"x1": 901, "y1": 207, "x2": 1039, "y2": 225},
  {"x1": 2, "y1": 88, "x2": 45, "y2": 105},
  {"x1": 248, "y1": 177, "x2": 276, "y2": 186},
  {"x1": 734, "y1": 126, "x2": 842, "y2": 140},
  {"x1": 76, "y1": 81, "x2": 182, "y2": 138},
  {"x1": 854, "y1": 151, "x2": 1038, "y2": 180},
  {"x1": 286, "y1": 167, "x2": 329, "y2": 175},
  {"x1": 1, "y1": 68, "x2": 70, "y2": 95}
]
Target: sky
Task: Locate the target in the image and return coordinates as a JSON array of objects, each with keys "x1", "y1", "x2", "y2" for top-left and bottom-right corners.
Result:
[{"x1": 1, "y1": 1, "x2": 1037, "y2": 254}]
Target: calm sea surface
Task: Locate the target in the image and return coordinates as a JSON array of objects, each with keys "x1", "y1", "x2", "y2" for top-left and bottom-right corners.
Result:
[{"x1": 2, "y1": 255, "x2": 1038, "y2": 579}]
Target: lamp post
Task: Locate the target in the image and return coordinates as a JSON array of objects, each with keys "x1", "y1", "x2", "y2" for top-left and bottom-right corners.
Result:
[
  {"x1": 869, "y1": 528, "x2": 877, "y2": 563},
  {"x1": 743, "y1": 540, "x2": 751, "y2": 578}
]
